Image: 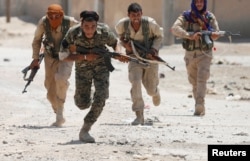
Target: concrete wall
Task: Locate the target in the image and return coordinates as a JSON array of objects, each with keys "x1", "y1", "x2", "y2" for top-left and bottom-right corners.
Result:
[{"x1": 1, "y1": 0, "x2": 249, "y2": 41}]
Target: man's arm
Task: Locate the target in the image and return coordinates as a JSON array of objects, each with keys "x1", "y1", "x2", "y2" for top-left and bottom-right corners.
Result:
[
  {"x1": 59, "y1": 39, "x2": 85, "y2": 62},
  {"x1": 149, "y1": 18, "x2": 164, "y2": 51},
  {"x1": 30, "y1": 17, "x2": 46, "y2": 69}
]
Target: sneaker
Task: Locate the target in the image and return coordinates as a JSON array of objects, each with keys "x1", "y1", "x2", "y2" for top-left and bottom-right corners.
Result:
[{"x1": 152, "y1": 93, "x2": 161, "y2": 106}]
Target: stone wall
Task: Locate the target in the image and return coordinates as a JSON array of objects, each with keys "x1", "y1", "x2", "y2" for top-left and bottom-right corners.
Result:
[{"x1": 0, "y1": 0, "x2": 249, "y2": 40}]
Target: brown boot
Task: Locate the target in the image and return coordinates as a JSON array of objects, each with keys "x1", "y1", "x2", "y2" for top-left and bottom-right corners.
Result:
[
  {"x1": 79, "y1": 123, "x2": 95, "y2": 143},
  {"x1": 194, "y1": 104, "x2": 205, "y2": 116},
  {"x1": 131, "y1": 110, "x2": 144, "y2": 125},
  {"x1": 51, "y1": 107, "x2": 65, "y2": 127},
  {"x1": 152, "y1": 92, "x2": 161, "y2": 106},
  {"x1": 194, "y1": 97, "x2": 205, "y2": 116}
]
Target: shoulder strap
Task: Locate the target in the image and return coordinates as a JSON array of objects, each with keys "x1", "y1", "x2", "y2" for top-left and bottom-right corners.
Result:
[
  {"x1": 141, "y1": 16, "x2": 150, "y2": 49},
  {"x1": 123, "y1": 17, "x2": 150, "y2": 49},
  {"x1": 123, "y1": 18, "x2": 130, "y2": 41},
  {"x1": 43, "y1": 17, "x2": 54, "y2": 43},
  {"x1": 43, "y1": 16, "x2": 71, "y2": 44},
  {"x1": 61, "y1": 16, "x2": 70, "y2": 36}
]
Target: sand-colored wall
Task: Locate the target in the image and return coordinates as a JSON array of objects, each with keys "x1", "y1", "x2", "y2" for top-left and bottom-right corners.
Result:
[{"x1": 1, "y1": 0, "x2": 249, "y2": 40}]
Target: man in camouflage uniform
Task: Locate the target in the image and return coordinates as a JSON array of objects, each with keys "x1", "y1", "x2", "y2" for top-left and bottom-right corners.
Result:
[
  {"x1": 171, "y1": 0, "x2": 220, "y2": 116},
  {"x1": 30, "y1": 4, "x2": 78, "y2": 126},
  {"x1": 115, "y1": 3, "x2": 163, "y2": 125},
  {"x1": 59, "y1": 11, "x2": 127, "y2": 143}
]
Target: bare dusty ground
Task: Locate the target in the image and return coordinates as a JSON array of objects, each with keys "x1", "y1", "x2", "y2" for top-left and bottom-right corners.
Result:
[{"x1": 0, "y1": 17, "x2": 250, "y2": 161}]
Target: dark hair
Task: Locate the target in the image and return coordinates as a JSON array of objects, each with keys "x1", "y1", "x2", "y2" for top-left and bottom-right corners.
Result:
[
  {"x1": 127, "y1": 3, "x2": 142, "y2": 13},
  {"x1": 80, "y1": 10, "x2": 99, "y2": 22}
]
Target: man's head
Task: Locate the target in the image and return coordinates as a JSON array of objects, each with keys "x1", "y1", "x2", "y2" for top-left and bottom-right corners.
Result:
[
  {"x1": 191, "y1": 0, "x2": 207, "y2": 13},
  {"x1": 80, "y1": 10, "x2": 99, "y2": 39},
  {"x1": 127, "y1": 3, "x2": 143, "y2": 26},
  {"x1": 46, "y1": 4, "x2": 64, "y2": 29}
]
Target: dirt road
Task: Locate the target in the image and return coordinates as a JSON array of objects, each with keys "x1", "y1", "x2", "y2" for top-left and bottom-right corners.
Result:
[{"x1": 0, "y1": 17, "x2": 250, "y2": 161}]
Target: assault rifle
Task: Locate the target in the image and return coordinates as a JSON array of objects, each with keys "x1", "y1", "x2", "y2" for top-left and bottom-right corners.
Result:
[
  {"x1": 130, "y1": 40, "x2": 175, "y2": 71},
  {"x1": 187, "y1": 30, "x2": 241, "y2": 43},
  {"x1": 21, "y1": 53, "x2": 44, "y2": 93},
  {"x1": 74, "y1": 46, "x2": 149, "y2": 71}
]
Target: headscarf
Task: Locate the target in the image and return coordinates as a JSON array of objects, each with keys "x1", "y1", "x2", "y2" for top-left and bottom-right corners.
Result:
[
  {"x1": 46, "y1": 4, "x2": 64, "y2": 29},
  {"x1": 183, "y1": 0, "x2": 212, "y2": 31}
]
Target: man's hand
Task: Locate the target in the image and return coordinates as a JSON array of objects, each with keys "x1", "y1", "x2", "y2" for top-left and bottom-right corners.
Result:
[
  {"x1": 30, "y1": 59, "x2": 40, "y2": 69},
  {"x1": 120, "y1": 41, "x2": 132, "y2": 53},
  {"x1": 69, "y1": 45, "x2": 76, "y2": 53},
  {"x1": 77, "y1": 53, "x2": 100, "y2": 61},
  {"x1": 85, "y1": 53, "x2": 99, "y2": 61},
  {"x1": 189, "y1": 32, "x2": 201, "y2": 41},
  {"x1": 211, "y1": 32, "x2": 220, "y2": 40},
  {"x1": 146, "y1": 48, "x2": 158, "y2": 59}
]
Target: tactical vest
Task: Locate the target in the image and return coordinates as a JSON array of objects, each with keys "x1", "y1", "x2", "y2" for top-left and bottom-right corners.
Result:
[
  {"x1": 182, "y1": 12, "x2": 214, "y2": 51},
  {"x1": 123, "y1": 16, "x2": 153, "y2": 50},
  {"x1": 43, "y1": 16, "x2": 70, "y2": 59}
]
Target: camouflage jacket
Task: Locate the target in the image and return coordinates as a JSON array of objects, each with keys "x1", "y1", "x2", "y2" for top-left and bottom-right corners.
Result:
[{"x1": 59, "y1": 23, "x2": 118, "y2": 64}]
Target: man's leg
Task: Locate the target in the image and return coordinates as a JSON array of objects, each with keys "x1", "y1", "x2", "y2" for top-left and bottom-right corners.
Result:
[
  {"x1": 79, "y1": 65, "x2": 108, "y2": 142},
  {"x1": 143, "y1": 64, "x2": 160, "y2": 106},
  {"x1": 195, "y1": 54, "x2": 212, "y2": 116},
  {"x1": 129, "y1": 63, "x2": 144, "y2": 125},
  {"x1": 52, "y1": 61, "x2": 73, "y2": 127},
  {"x1": 184, "y1": 52, "x2": 200, "y2": 115}
]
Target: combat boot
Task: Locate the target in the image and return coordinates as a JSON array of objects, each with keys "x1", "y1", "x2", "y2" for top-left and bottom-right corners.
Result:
[
  {"x1": 194, "y1": 97, "x2": 205, "y2": 116},
  {"x1": 152, "y1": 92, "x2": 161, "y2": 106},
  {"x1": 51, "y1": 106, "x2": 65, "y2": 127},
  {"x1": 194, "y1": 104, "x2": 205, "y2": 116},
  {"x1": 131, "y1": 110, "x2": 144, "y2": 125},
  {"x1": 79, "y1": 123, "x2": 95, "y2": 143}
]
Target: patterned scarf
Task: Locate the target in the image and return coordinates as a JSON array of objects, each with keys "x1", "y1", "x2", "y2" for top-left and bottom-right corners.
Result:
[
  {"x1": 46, "y1": 4, "x2": 64, "y2": 29},
  {"x1": 183, "y1": 0, "x2": 213, "y2": 31}
]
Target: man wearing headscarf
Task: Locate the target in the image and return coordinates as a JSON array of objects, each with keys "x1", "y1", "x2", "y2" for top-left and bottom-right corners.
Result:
[
  {"x1": 30, "y1": 4, "x2": 78, "y2": 126},
  {"x1": 171, "y1": 0, "x2": 220, "y2": 116}
]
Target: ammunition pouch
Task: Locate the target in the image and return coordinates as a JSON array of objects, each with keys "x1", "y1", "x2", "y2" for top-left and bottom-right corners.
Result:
[
  {"x1": 182, "y1": 39, "x2": 196, "y2": 51},
  {"x1": 43, "y1": 41, "x2": 59, "y2": 59},
  {"x1": 182, "y1": 35, "x2": 213, "y2": 51}
]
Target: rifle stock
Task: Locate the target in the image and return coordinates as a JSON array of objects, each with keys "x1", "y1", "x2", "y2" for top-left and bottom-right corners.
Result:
[{"x1": 22, "y1": 53, "x2": 44, "y2": 93}]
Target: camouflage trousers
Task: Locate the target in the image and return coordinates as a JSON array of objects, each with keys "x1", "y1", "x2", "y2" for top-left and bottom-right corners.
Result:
[
  {"x1": 44, "y1": 54, "x2": 73, "y2": 112},
  {"x1": 184, "y1": 50, "x2": 212, "y2": 106},
  {"x1": 74, "y1": 60, "x2": 109, "y2": 124},
  {"x1": 128, "y1": 62, "x2": 159, "y2": 111}
]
